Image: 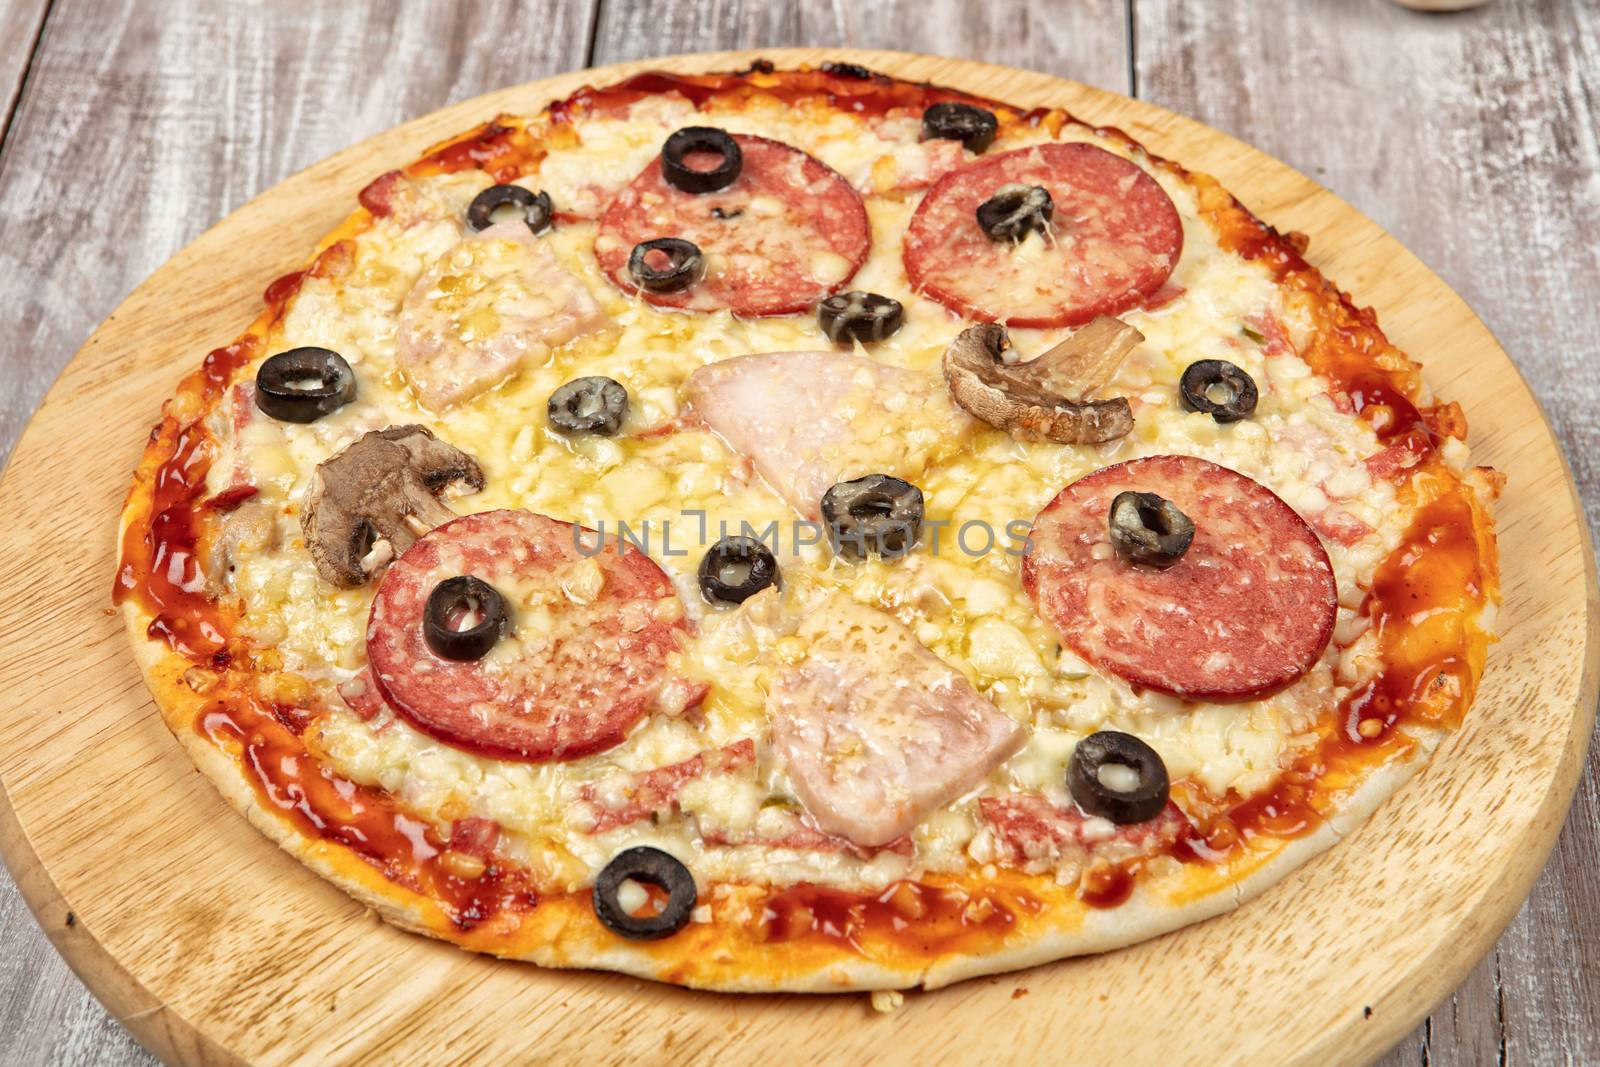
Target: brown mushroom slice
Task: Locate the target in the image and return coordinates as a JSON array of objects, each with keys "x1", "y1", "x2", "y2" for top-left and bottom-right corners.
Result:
[
  {"x1": 301, "y1": 425, "x2": 485, "y2": 587},
  {"x1": 942, "y1": 317, "x2": 1143, "y2": 444},
  {"x1": 202, "y1": 498, "x2": 280, "y2": 596}
]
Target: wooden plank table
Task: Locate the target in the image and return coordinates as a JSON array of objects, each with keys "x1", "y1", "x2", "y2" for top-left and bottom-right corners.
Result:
[{"x1": 0, "y1": 1, "x2": 1592, "y2": 1063}]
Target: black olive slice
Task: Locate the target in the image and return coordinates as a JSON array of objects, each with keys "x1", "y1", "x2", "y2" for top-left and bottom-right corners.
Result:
[
  {"x1": 976, "y1": 182, "x2": 1054, "y2": 242},
  {"x1": 661, "y1": 127, "x2": 743, "y2": 194},
  {"x1": 592, "y1": 846, "x2": 697, "y2": 940},
  {"x1": 817, "y1": 291, "x2": 905, "y2": 344},
  {"x1": 820, "y1": 61, "x2": 876, "y2": 80},
  {"x1": 466, "y1": 184, "x2": 553, "y2": 234},
  {"x1": 1108, "y1": 491, "x2": 1195, "y2": 569},
  {"x1": 423, "y1": 576, "x2": 508, "y2": 662},
  {"x1": 547, "y1": 376, "x2": 629, "y2": 436},
  {"x1": 254, "y1": 347, "x2": 357, "y2": 424},
  {"x1": 1179, "y1": 359, "x2": 1259, "y2": 423},
  {"x1": 628, "y1": 237, "x2": 705, "y2": 293},
  {"x1": 821, "y1": 474, "x2": 924, "y2": 560},
  {"x1": 1068, "y1": 730, "x2": 1170, "y2": 825},
  {"x1": 698, "y1": 536, "x2": 779, "y2": 605},
  {"x1": 921, "y1": 102, "x2": 999, "y2": 154}
]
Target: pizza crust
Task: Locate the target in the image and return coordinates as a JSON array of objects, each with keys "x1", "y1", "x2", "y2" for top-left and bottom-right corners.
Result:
[
  {"x1": 114, "y1": 64, "x2": 1500, "y2": 994},
  {"x1": 118, "y1": 582, "x2": 1463, "y2": 993}
]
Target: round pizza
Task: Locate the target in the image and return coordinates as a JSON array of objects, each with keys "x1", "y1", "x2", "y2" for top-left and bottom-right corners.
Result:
[{"x1": 115, "y1": 62, "x2": 1502, "y2": 995}]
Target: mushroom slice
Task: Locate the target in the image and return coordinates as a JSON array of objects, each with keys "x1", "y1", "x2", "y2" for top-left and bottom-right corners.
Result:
[
  {"x1": 942, "y1": 316, "x2": 1143, "y2": 444},
  {"x1": 202, "y1": 498, "x2": 279, "y2": 596},
  {"x1": 301, "y1": 425, "x2": 485, "y2": 587}
]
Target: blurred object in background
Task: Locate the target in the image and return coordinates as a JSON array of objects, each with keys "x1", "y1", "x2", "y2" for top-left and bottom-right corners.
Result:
[{"x1": 1393, "y1": 0, "x2": 1493, "y2": 9}]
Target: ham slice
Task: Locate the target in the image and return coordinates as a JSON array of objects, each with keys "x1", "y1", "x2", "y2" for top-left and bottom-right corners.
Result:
[
  {"x1": 579, "y1": 740, "x2": 755, "y2": 833},
  {"x1": 359, "y1": 169, "x2": 450, "y2": 228},
  {"x1": 978, "y1": 794, "x2": 1188, "y2": 870},
  {"x1": 768, "y1": 597, "x2": 1025, "y2": 847},
  {"x1": 685, "y1": 351, "x2": 971, "y2": 518},
  {"x1": 396, "y1": 221, "x2": 606, "y2": 409}
]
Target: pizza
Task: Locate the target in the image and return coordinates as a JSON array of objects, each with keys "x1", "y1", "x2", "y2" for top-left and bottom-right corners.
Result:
[{"x1": 115, "y1": 61, "x2": 1502, "y2": 995}]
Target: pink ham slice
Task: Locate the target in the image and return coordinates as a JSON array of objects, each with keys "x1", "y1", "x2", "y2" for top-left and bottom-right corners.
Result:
[
  {"x1": 396, "y1": 220, "x2": 606, "y2": 409},
  {"x1": 359, "y1": 170, "x2": 449, "y2": 228},
  {"x1": 768, "y1": 598, "x2": 1025, "y2": 848},
  {"x1": 684, "y1": 350, "x2": 969, "y2": 518},
  {"x1": 700, "y1": 812, "x2": 913, "y2": 859},
  {"x1": 579, "y1": 740, "x2": 756, "y2": 833},
  {"x1": 979, "y1": 794, "x2": 1188, "y2": 870}
]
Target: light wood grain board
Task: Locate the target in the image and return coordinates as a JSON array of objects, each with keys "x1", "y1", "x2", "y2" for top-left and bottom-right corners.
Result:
[{"x1": 0, "y1": 48, "x2": 1593, "y2": 1067}]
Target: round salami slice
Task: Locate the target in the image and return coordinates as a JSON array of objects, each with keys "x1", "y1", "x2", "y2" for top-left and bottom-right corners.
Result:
[
  {"x1": 1022, "y1": 456, "x2": 1337, "y2": 701},
  {"x1": 595, "y1": 134, "x2": 870, "y2": 316},
  {"x1": 903, "y1": 142, "x2": 1183, "y2": 328},
  {"x1": 367, "y1": 509, "x2": 689, "y2": 762}
]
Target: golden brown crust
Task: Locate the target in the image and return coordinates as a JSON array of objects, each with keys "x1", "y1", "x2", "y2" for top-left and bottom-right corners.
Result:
[{"x1": 115, "y1": 62, "x2": 1500, "y2": 993}]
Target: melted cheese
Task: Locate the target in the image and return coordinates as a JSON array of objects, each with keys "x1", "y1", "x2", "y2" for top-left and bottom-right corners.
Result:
[{"x1": 217, "y1": 95, "x2": 1428, "y2": 893}]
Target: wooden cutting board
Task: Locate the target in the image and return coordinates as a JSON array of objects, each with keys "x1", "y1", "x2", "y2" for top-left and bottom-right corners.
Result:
[{"x1": 0, "y1": 48, "x2": 1593, "y2": 1067}]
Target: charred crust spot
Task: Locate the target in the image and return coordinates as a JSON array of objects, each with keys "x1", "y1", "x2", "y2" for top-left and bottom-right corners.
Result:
[{"x1": 821, "y1": 62, "x2": 878, "y2": 81}]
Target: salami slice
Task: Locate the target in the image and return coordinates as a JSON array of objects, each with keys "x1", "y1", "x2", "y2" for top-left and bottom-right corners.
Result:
[
  {"x1": 1022, "y1": 456, "x2": 1337, "y2": 701},
  {"x1": 367, "y1": 509, "x2": 690, "y2": 762},
  {"x1": 903, "y1": 142, "x2": 1183, "y2": 328},
  {"x1": 594, "y1": 134, "x2": 870, "y2": 316}
]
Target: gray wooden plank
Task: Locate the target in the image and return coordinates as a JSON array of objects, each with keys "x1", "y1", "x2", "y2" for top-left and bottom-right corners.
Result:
[
  {"x1": 590, "y1": 0, "x2": 1133, "y2": 96},
  {"x1": 0, "y1": 0, "x2": 50, "y2": 134},
  {"x1": 0, "y1": 2, "x2": 597, "y2": 1062},
  {"x1": 0, "y1": 884, "x2": 148, "y2": 1067},
  {"x1": 1135, "y1": 1, "x2": 1600, "y2": 1064}
]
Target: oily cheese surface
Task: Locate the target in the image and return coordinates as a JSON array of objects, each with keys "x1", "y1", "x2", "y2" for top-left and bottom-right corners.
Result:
[{"x1": 0, "y1": 50, "x2": 1586, "y2": 1067}]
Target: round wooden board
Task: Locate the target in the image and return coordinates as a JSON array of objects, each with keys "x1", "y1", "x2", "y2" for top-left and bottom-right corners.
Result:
[{"x1": 0, "y1": 48, "x2": 1593, "y2": 1067}]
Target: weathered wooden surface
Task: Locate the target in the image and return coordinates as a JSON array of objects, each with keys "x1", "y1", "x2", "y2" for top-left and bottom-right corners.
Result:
[
  {"x1": 590, "y1": 0, "x2": 1132, "y2": 93},
  {"x1": 0, "y1": 0, "x2": 47, "y2": 136},
  {"x1": 1134, "y1": 4, "x2": 1600, "y2": 1064},
  {"x1": 0, "y1": 3, "x2": 1593, "y2": 1065}
]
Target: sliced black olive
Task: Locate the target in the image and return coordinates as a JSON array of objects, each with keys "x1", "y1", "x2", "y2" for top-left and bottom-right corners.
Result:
[
  {"x1": 661, "y1": 127, "x2": 743, "y2": 195},
  {"x1": 628, "y1": 237, "x2": 704, "y2": 293},
  {"x1": 818, "y1": 291, "x2": 905, "y2": 344},
  {"x1": 1179, "y1": 359, "x2": 1259, "y2": 424},
  {"x1": 254, "y1": 347, "x2": 357, "y2": 424},
  {"x1": 1068, "y1": 730, "x2": 1170, "y2": 825},
  {"x1": 698, "y1": 536, "x2": 779, "y2": 605},
  {"x1": 921, "y1": 102, "x2": 999, "y2": 154},
  {"x1": 547, "y1": 376, "x2": 628, "y2": 436},
  {"x1": 592, "y1": 846, "x2": 697, "y2": 940},
  {"x1": 466, "y1": 184, "x2": 553, "y2": 234},
  {"x1": 976, "y1": 182, "x2": 1053, "y2": 242},
  {"x1": 821, "y1": 474, "x2": 924, "y2": 560},
  {"x1": 1108, "y1": 491, "x2": 1195, "y2": 569},
  {"x1": 423, "y1": 576, "x2": 508, "y2": 662},
  {"x1": 820, "y1": 61, "x2": 876, "y2": 80}
]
